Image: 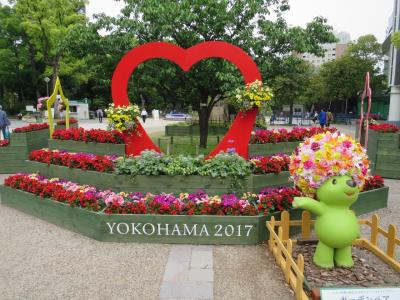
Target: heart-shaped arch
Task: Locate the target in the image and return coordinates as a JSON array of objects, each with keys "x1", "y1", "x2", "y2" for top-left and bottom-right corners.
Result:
[{"x1": 111, "y1": 41, "x2": 262, "y2": 158}]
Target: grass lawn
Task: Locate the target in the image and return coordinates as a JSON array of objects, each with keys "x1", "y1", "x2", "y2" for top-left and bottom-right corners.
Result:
[{"x1": 149, "y1": 131, "x2": 224, "y2": 155}]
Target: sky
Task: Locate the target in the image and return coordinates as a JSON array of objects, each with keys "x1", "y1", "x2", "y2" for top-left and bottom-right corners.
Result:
[{"x1": 87, "y1": 0, "x2": 395, "y2": 42}]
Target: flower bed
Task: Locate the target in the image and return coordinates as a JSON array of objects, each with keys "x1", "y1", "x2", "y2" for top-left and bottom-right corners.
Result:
[
  {"x1": 0, "y1": 174, "x2": 388, "y2": 244},
  {"x1": 248, "y1": 127, "x2": 337, "y2": 156},
  {"x1": 52, "y1": 128, "x2": 124, "y2": 143},
  {"x1": 370, "y1": 123, "x2": 399, "y2": 133},
  {"x1": 27, "y1": 150, "x2": 292, "y2": 194},
  {"x1": 12, "y1": 123, "x2": 49, "y2": 133},
  {"x1": 50, "y1": 128, "x2": 126, "y2": 156},
  {"x1": 366, "y1": 129, "x2": 400, "y2": 179},
  {"x1": 56, "y1": 117, "x2": 78, "y2": 125},
  {"x1": 54, "y1": 117, "x2": 79, "y2": 129}
]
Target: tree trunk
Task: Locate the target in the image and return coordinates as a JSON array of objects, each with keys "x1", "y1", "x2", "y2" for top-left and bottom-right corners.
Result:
[
  {"x1": 345, "y1": 99, "x2": 348, "y2": 114},
  {"x1": 288, "y1": 100, "x2": 294, "y2": 125},
  {"x1": 199, "y1": 103, "x2": 209, "y2": 148}
]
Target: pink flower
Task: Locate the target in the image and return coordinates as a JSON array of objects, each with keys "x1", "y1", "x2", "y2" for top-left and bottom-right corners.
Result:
[
  {"x1": 303, "y1": 160, "x2": 314, "y2": 169},
  {"x1": 342, "y1": 140, "x2": 352, "y2": 148}
]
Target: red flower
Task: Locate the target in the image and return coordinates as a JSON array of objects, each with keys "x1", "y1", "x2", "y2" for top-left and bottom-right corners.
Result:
[
  {"x1": 362, "y1": 176, "x2": 385, "y2": 191},
  {"x1": 56, "y1": 118, "x2": 78, "y2": 125},
  {"x1": 369, "y1": 124, "x2": 399, "y2": 133},
  {"x1": 52, "y1": 128, "x2": 124, "y2": 144},
  {"x1": 13, "y1": 123, "x2": 48, "y2": 133},
  {"x1": 250, "y1": 127, "x2": 337, "y2": 144},
  {"x1": 0, "y1": 140, "x2": 9, "y2": 147},
  {"x1": 29, "y1": 149, "x2": 115, "y2": 173}
]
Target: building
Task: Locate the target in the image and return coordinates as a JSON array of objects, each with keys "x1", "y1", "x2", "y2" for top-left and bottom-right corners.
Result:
[
  {"x1": 300, "y1": 31, "x2": 351, "y2": 68},
  {"x1": 383, "y1": 0, "x2": 400, "y2": 121}
]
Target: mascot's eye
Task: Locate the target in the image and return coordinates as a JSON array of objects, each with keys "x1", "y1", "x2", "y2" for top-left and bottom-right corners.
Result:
[{"x1": 332, "y1": 179, "x2": 337, "y2": 185}]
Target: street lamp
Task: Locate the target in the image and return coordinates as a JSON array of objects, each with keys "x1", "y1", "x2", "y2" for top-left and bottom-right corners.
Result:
[{"x1": 44, "y1": 77, "x2": 50, "y2": 97}]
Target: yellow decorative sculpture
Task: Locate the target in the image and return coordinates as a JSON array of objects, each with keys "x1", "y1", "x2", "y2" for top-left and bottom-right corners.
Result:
[{"x1": 47, "y1": 77, "x2": 69, "y2": 137}]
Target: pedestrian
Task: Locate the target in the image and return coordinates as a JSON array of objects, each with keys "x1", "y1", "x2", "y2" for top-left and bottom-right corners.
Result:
[
  {"x1": 312, "y1": 111, "x2": 318, "y2": 124},
  {"x1": 326, "y1": 111, "x2": 333, "y2": 128},
  {"x1": 0, "y1": 105, "x2": 11, "y2": 140},
  {"x1": 96, "y1": 108, "x2": 103, "y2": 123},
  {"x1": 319, "y1": 109, "x2": 327, "y2": 128},
  {"x1": 141, "y1": 108, "x2": 148, "y2": 123}
]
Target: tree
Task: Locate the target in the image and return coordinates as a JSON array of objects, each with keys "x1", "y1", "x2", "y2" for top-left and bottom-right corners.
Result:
[
  {"x1": 346, "y1": 34, "x2": 382, "y2": 65},
  {"x1": 271, "y1": 56, "x2": 314, "y2": 124},
  {"x1": 315, "y1": 35, "x2": 386, "y2": 114},
  {"x1": 98, "y1": 0, "x2": 335, "y2": 147},
  {"x1": 14, "y1": 0, "x2": 87, "y2": 87}
]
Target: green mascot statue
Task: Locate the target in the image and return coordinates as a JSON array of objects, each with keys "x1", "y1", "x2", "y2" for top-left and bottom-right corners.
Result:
[{"x1": 289, "y1": 132, "x2": 370, "y2": 268}]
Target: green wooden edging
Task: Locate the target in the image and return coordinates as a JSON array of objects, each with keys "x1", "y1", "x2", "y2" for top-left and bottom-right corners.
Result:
[
  {"x1": 367, "y1": 131, "x2": 400, "y2": 179},
  {"x1": 48, "y1": 139, "x2": 126, "y2": 156},
  {"x1": 26, "y1": 160, "x2": 291, "y2": 194},
  {"x1": 165, "y1": 125, "x2": 228, "y2": 136},
  {"x1": 0, "y1": 185, "x2": 388, "y2": 244},
  {"x1": 0, "y1": 128, "x2": 49, "y2": 174},
  {"x1": 248, "y1": 141, "x2": 300, "y2": 156},
  {"x1": 0, "y1": 185, "x2": 285, "y2": 244}
]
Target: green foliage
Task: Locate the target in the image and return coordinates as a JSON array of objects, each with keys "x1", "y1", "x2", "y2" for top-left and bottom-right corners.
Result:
[
  {"x1": 198, "y1": 153, "x2": 251, "y2": 178},
  {"x1": 270, "y1": 56, "x2": 314, "y2": 122},
  {"x1": 114, "y1": 150, "x2": 251, "y2": 178},
  {"x1": 301, "y1": 34, "x2": 387, "y2": 108},
  {"x1": 392, "y1": 32, "x2": 400, "y2": 49}
]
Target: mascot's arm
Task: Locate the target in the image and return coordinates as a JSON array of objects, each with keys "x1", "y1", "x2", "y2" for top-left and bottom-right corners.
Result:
[{"x1": 293, "y1": 197, "x2": 325, "y2": 216}]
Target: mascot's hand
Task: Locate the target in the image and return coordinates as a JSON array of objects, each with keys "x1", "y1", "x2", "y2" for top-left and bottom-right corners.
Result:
[{"x1": 293, "y1": 197, "x2": 311, "y2": 208}]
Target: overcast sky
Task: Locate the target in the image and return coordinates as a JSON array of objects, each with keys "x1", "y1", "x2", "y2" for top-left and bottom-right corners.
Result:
[{"x1": 87, "y1": 0, "x2": 395, "y2": 42}]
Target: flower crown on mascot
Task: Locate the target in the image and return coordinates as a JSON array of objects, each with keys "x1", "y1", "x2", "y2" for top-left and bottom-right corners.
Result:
[{"x1": 289, "y1": 131, "x2": 369, "y2": 268}]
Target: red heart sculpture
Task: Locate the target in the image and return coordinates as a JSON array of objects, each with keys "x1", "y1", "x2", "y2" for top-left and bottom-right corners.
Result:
[{"x1": 111, "y1": 41, "x2": 262, "y2": 158}]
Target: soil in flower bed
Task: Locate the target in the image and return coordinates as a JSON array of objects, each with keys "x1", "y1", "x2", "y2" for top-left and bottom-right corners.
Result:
[{"x1": 292, "y1": 244, "x2": 400, "y2": 289}]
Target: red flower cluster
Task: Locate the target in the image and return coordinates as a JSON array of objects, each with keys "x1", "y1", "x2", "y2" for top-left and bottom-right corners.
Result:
[
  {"x1": 56, "y1": 117, "x2": 78, "y2": 125},
  {"x1": 0, "y1": 140, "x2": 9, "y2": 147},
  {"x1": 4, "y1": 174, "x2": 101, "y2": 211},
  {"x1": 251, "y1": 154, "x2": 290, "y2": 174},
  {"x1": 257, "y1": 187, "x2": 301, "y2": 215},
  {"x1": 29, "y1": 149, "x2": 115, "y2": 173},
  {"x1": 362, "y1": 176, "x2": 385, "y2": 191},
  {"x1": 52, "y1": 127, "x2": 124, "y2": 144},
  {"x1": 12, "y1": 123, "x2": 49, "y2": 133},
  {"x1": 250, "y1": 127, "x2": 337, "y2": 144},
  {"x1": 369, "y1": 123, "x2": 399, "y2": 133}
]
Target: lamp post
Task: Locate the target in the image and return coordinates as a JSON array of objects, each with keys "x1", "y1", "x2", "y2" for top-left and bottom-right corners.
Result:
[{"x1": 44, "y1": 77, "x2": 50, "y2": 97}]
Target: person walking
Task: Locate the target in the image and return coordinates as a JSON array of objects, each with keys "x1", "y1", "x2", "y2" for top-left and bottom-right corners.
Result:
[
  {"x1": 96, "y1": 108, "x2": 103, "y2": 123},
  {"x1": 312, "y1": 111, "x2": 318, "y2": 124},
  {"x1": 141, "y1": 108, "x2": 148, "y2": 123},
  {"x1": 0, "y1": 105, "x2": 11, "y2": 140},
  {"x1": 319, "y1": 109, "x2": 327, "y2": 128},
  {"x1": 326, "y1": 111, "x2": 333, "y2": 128}
]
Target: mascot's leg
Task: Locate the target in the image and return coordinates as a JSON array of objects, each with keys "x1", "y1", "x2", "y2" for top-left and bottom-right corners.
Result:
[
  {"x1": 334, "y1": 246, "x2": 353, "y2": 267},
  {"x1": 313, "y1": 241, "x2": 334, "y2": 268}
]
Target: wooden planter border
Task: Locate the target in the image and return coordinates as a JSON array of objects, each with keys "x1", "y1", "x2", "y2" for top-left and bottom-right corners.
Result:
[
  {"x1": 25, "y1": 160, "x2": 292, "y2": 194},
  {"x1": 267, "y1": 210, "x2": 400, "y2": 300},
  {"x1": 48, "y1": 139, "x2": 126, "y2": 156},
  {"x1": 0, "y1": 128, "x2": 50, "y2": 174},
  {"x1": 0, "y1": 185, "x2": 389, "y2": 245},
  {"x1": 367, "y1": 130, "x2": 400, "y2": 179}
]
